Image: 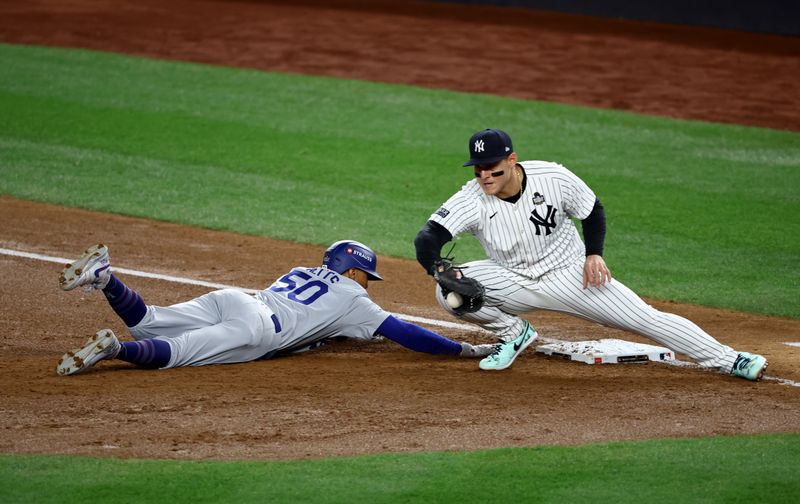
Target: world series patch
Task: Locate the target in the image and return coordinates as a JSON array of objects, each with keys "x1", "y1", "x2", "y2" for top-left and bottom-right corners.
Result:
[{"x1": 436, "y1": 207, "x2": 450, "y2": 218}]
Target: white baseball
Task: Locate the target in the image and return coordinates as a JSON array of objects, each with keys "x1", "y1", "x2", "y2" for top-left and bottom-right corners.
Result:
[{"x1": 446, "y1": 291, "x2": 463, "y2": 308}]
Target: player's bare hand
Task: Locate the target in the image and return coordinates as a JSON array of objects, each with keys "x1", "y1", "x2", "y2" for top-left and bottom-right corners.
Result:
[{"x1": 583, "y1": 255, "x2": 611, "y2": 289}]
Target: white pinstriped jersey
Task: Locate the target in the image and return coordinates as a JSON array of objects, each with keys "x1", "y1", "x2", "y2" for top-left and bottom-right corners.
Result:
[
  {"x1": 428, "y1": 160, "x2": 740, "y2": 372},
  {"x1": 430, "y1": 161, "x2": 597, "y2": 279}
]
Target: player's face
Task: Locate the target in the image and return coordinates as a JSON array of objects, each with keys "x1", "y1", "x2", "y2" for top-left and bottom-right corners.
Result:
[{"x1": 473, "y1": 154, "x2": 517, "y2": 198}]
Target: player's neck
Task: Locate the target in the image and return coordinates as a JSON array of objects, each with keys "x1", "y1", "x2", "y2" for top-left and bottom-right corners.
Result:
[{"x1": 498, "y1": 164, "x2": 525, "y2": 202}]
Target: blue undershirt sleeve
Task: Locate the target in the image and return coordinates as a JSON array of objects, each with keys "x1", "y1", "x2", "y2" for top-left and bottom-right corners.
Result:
[{"x1": 375, "y1": 315, "x2": 462, "y2": 356}]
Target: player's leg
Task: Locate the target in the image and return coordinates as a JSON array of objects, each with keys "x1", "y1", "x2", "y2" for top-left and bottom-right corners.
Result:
[
  {"x1": 154, "y1": 290, "x2": 280, "y2": 368},
  {"x1": 59, "y1": 290, "x2": 279, "y2": 374},
  {"x1": 59, "y1": 244, "x2": 147, "y2": 328},
  {"x1": 434, "y1": 260, "x2": 534, "y2": 338},
  {"x1": 57, "y1": 328, "x2": 172, "y2": 376},
  {"x1": 57, "y1": 245, "x2": 170, "y2": 374},
  {"x1": 126, "y1": 287, "x2": 261, "y2": 341},
  {"x1": 535, "y1": 262, "x2": 743, "y2": 372},
  {"x1": 128, "y1": 295, "x2": 219, "y2": 340},
  {"x1": 102, "y1": 273, "x2": 147, "y2": 327},
  {"x1": 434, "y1": 260, "x2": 539, "y2": 370}
]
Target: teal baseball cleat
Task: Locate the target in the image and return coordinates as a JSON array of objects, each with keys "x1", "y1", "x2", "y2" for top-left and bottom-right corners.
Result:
[
  {"x1": 731, "y1": 352, "x2": 768, "y2": 381},
  {"x1": 479, "y1": 321, "x2": 537, "y2": 371}
]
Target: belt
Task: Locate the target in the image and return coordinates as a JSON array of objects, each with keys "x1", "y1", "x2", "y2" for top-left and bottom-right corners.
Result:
[
  {"x1": 257, "y1": 313, "x2": 283, "y2": 361},
  {"x1": 254, "y1": 294, "x2": 282, "y2": 333}
]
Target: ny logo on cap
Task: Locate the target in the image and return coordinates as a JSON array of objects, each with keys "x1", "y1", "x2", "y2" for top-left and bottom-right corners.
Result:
[{"x1": 474, "y1": 140, "x2": 484, "y2": 153}]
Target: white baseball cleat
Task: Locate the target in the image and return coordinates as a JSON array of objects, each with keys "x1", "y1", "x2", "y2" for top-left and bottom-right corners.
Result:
[
  {"x1": 57, "y1": 329, "x2": 121, "y2": 376},
  {"x1": 59, "y1": 244, "x2": 111, "y2": 291}
]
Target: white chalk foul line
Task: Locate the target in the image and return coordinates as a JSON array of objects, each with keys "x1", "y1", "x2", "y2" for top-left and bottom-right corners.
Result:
[
  {"x1": 2, "y1": 247, "x2": 256, "y2": 293},
  {"x1": 3, "y1": 246, "x2": 798, "y2": 387}
]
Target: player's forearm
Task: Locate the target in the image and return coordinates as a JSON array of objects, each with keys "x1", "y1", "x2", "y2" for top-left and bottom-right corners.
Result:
[
  {"x1": 414, "y1": 220, "x2": 453, "y2": 274},
  {"x1": 376, "y1": 315, "x2": 461, "y2": 355},
  {"x1": 580, "y1": 198, "x2": 606, "y2": 256}
]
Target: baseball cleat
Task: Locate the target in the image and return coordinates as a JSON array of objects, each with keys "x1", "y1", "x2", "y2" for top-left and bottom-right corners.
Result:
[
  {"x1": 479, "y1": 321, "x2": 537, "y2": 371},
  {"x1": 57, "y1": 329, "x2": 121, "y2": 376},
  {"x1": 731, "y1": 352, "x2": 768, "y2": 381},
  {"x1": 59, "y1": 244, "x2": 111, "y2": 291}
]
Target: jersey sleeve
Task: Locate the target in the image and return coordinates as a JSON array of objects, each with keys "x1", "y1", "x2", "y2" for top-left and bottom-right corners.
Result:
[
  {"x1": 428, "y1": 188, "x2": 481, "y2": 237},
  {"x1": 375, "y1": 315, "x2": 461, "y2": 355},
  {"x1": 336, "y1": 295, "x2": 392, "y2": 341},
  {"x1": 560, "y1": 165, "x2": 597, "y2": 220}
]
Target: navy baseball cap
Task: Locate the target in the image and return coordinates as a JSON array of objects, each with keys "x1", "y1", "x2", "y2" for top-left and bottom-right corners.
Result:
[{"x1": 463, "y1": 129, "x2": 514, "y2": 167}]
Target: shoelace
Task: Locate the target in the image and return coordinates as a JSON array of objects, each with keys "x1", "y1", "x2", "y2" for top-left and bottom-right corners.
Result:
[
  {"x1": 488, "y1": 342, "x2": 505, "y2": 358},
  {"x1": 734, "y1": 356, "x2": 752, "y2": 370}
]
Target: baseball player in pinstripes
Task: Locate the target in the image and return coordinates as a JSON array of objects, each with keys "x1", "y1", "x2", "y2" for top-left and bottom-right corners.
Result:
[
  {"x1": 55, "y1": 240, "x2": 493, "y2": 375},
  {"x1": 414, "y1": 128, "x2": 768, "y2": 380}
]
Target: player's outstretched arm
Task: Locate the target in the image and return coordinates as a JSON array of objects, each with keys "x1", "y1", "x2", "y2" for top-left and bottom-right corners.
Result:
[{"x1": 375, "y1": 315, "x2": 492, "y2": 357}]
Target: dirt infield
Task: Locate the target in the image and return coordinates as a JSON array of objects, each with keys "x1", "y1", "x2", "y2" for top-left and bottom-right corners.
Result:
[{"x1": 1, "y1": 0, "x2": 799, "y2": 461}]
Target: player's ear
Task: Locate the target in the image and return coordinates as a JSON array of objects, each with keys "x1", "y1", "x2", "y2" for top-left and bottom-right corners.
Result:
[{"x1": 508, "y1": 152, "x2": 517, "y2": 163}]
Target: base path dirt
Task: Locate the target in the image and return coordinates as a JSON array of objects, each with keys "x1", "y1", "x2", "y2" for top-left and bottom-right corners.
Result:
[
  {"x1": 0, "y1": 1, "x2": 798, "y2": 461},
  {"x1": 2, "y1": 198, "x2": 799, "y2": 460}
]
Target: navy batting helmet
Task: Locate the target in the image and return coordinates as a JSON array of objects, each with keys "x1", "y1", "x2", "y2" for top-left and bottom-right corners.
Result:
[{"x1": 322, "y1": 240, "x2": 384, "y2": 281}]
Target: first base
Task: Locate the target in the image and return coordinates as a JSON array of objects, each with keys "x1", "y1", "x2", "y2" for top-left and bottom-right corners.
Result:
[{"x1": 535, "y1": 339, "x2": 675, "y2": 365}]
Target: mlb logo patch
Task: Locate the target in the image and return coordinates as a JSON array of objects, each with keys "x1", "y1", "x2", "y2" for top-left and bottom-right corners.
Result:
[{"x1": 436, "y1": 207, "x2": 450, "y2": 218}]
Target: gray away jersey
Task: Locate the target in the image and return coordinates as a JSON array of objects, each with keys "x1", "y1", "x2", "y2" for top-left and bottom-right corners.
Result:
[
  {"x1": 430, "y1": 161, "x2": 597, "y2": 279},
  {"x1": 255, "y1": 267, "x2": 389, "y2": 353}
]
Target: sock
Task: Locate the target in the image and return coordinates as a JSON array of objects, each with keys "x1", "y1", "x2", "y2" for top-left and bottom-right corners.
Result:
[
  {"x1": 117, "y1": 339, "x2": 172, "y2": 368},
  {"x1": 102, "y1": 274, "x2": 147, "y2": 327}
]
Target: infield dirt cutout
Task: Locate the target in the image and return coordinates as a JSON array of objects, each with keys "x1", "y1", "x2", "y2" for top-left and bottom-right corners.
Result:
[{"x1": 1, "y1": 0, "x2": 799, "y2": 461}]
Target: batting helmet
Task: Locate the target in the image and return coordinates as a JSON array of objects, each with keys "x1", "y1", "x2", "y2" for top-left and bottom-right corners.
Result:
[{"x1": 322, "y1": 240, "x2": 384, "y2": 281}]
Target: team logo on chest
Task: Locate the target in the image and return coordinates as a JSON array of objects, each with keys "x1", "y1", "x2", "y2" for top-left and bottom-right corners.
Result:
[{"x1": 528, "y1": 192, "x2": 557, "y2": 235}]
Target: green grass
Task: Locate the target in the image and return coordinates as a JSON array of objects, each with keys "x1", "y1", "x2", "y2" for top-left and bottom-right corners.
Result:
[
  {"x1": 2, "y1": 433, "x2": 798, "y2": 503},
  {"x1": 1, "y1": 43, "x2": 799, "y2": 317},
  {"x1": 0, "y1": 43, "x2": 798, "y2": 504}
]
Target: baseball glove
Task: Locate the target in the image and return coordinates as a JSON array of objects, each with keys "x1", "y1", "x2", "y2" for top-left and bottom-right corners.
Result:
[{"x1": 432, "y1": 259, "x2": 485, "y2": 315}]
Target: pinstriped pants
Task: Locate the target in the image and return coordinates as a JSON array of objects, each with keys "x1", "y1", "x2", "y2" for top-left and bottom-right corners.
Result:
[{"x1": 435, "y1": 259, "x2": 739, "y2": 372}]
